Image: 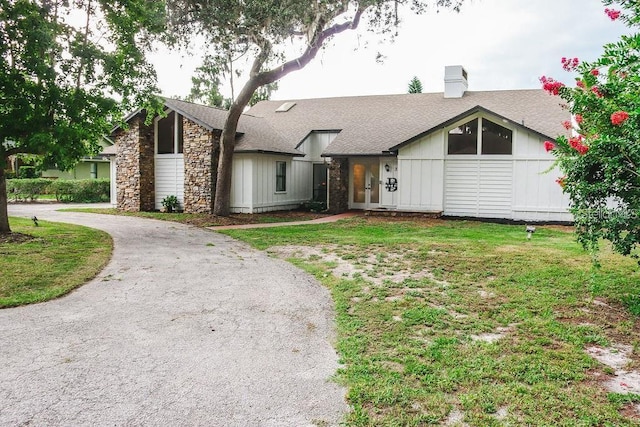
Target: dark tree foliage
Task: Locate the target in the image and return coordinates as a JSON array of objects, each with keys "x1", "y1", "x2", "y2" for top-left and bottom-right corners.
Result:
[{"x1": 0, "y1": 0, "x2": 165, "y2": 233}]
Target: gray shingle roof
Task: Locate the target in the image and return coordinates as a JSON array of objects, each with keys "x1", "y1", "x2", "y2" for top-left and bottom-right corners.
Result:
[
  {"x1": 162, "y1": 98, "x2": 302, "y2": 156},
  {"x1": 247, "y1": 90, "x2": 570, "y2": 156}
]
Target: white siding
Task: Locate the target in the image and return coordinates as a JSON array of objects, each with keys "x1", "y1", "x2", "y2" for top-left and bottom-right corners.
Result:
[
  {"x1": 397, "y1": 159, "x2": 444, "y2": 211},
  {"x1": 230, "y1": 154, "x2": 254, "y2": 212},
  {"x1": 155, "y1": 155, "x2": 184, "y2": 210},
  {"x1": 444, "y1": 160, "x2": 513, "y2": 218},
  {"x1": 297, "y1": 132, "x2": 338, "y2": 161},
  {"x1": 230, "y1": 153, "x2": 311, "y2": 213},
  {"x1": 512, "y1": 130, "x2": 572, "y2": 221},
  {"x1": 397, "y1": 132, "x2": 445, "y2": 211},
  {"x1": 380, "y1": 158, "x2": 398, "y2": 208}
]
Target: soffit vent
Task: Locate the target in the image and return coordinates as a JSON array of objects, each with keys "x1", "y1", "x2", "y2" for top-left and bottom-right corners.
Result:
[{"x1": 276, "y1": 101, "x2": 296, "y2": 112}]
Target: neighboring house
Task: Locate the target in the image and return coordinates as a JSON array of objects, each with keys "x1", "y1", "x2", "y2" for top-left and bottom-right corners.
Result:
[
  {"x1": 112, "y1": 66, "x2": 572, "y2": 221},
  {"x1": 41, "y1": 137, "x2": 114, "y2": 180}
]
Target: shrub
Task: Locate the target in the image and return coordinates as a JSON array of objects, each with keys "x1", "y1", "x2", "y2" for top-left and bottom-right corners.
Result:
[
  {"x1": 17, "y1": 166, "x2": 38, "y2": 179},
  {"x1": 48, "y1": 179, "x2": 110, "y2": 202},
  {"x1": 161, "y1": 195, "x2": 179, "y2": 212},
  {"x1": 6, "y1": 178, "x2": 51, "y2": 201}
]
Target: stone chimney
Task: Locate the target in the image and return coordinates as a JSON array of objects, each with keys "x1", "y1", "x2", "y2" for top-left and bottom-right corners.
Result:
[{"x1": 444, "y1": 65, "x2": 468, "y2": 98}]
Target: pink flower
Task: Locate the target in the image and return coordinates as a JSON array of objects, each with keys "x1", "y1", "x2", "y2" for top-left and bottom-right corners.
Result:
[
  {"x1": 590, "y1": 69, "x2": 600, "y2": 76},
  {"x1": 575, "y1": 114, "x2": 583, "y2": 124},
  {"x1": 556, "y1": 176, "x2": 566, "y2": 188},
  {"x1": 611, "y1": 111, "x2": 630, "y2": 126},
  {"x1": 562, "y1": 120, "x2": 572, "y2": 130},
  {"x1": 561, "y1": 57, "x2": 580, "y2": 71},
  {"x1": 540, "y1": 76, "x2": 565, "y2": 96},
  {"x1": 569, "y1": 135, "x2": 589, "y2": 155},
  {"x1": 576, "y1": 80, "x2": 586, "y2": 89},
  {"x1": 544, "y1": 141, "x2": 555, "y2": 152},
  {"x1": 605, "y1": 8, "x2": 621, "y2": 20},
  {"x1": 591, "y1": 86, "x2": 604, "y2": 98}
]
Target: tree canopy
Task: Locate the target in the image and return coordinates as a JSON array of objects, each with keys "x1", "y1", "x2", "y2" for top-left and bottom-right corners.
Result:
[
  {"x1": 408, "y1": 76, "x2": 423, "y2": 93},
  {"x1": 165, "y1": 0, "x2": 464, "y2": 215},
  {"x1": 542, "y1": 0, "x2": 640, "y2": 261},
  {"x1": 0, "y1": 0, "x2": 165, "y2": 233}
]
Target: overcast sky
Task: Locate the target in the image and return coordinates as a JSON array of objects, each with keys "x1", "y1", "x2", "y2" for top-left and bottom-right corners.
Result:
[{"x1": 149, "y1": 0, "x2": 631, "y2": 101}]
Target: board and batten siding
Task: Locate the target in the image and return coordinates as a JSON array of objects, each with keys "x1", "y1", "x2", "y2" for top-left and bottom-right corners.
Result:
[
  {"x1": 155, "y1": 155, "x2": 184, "y2": 210},
  {"x1": 396, "y1": 114, "x2": 571, "y2": 221},
  {"x1": 230, "y1": 153, "x2": 311, "y2": 213},
  {"x1": 397, "y1": 132, "x2": 445, "y2": 212},
  {"x1": 512, "y1": 130, "x2": 572, "y2": 221}
]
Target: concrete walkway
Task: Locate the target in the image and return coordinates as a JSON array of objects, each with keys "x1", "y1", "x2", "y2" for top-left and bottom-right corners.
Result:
[{"x1": 1, "y1": 204, "x2": 348, "y2": 426}]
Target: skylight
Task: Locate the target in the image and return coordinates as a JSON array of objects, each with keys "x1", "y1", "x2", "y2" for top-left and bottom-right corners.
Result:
[{"x1": 275, "y1": 102, "x2": 296, "y2": 112}]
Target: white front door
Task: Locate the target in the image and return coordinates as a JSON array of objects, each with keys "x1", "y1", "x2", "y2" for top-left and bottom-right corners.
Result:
[{"x1": 350, "y1": 158, "x2": 380, "y2": 209}]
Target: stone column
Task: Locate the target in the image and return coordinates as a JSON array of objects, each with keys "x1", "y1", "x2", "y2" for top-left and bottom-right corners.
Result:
[
  {"x1": 328, "y1": 158, "x2": 349, "y2": 214},
  {"x1": 183, "y1": 120, "x2": 219, "y2": 213},
  {"x1": 115, "y1": 116, "x2": 155, "y2": 211}
]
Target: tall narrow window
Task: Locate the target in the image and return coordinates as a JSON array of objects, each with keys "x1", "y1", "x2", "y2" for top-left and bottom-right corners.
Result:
[
  {"x1": 276, "y1": 161, "x2": 287, "y2": 192},
  {"x1": 482, "y1": 119, "x2": 512, "y2": 154},
  {"x1": 447, "y1": 118, "x2": 478, "y2": 155},
  {"x1": 156, "y1": 111, "x2": 184, "y2": 154}
]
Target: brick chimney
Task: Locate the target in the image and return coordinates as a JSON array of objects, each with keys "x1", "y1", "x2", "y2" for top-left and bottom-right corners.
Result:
[{"x1": 444, "y1": 65, "x2": 468, "y2": 98}]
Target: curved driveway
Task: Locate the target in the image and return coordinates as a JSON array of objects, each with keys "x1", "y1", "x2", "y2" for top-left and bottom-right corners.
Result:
[{"x1": 1, "y1": 204, "x2": 348, "y2": 426}]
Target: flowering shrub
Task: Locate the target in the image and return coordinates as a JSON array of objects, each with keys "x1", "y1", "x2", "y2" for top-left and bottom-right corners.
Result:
[{"x1": 544, "y1": 1, "x2": 640, "y2": 260}]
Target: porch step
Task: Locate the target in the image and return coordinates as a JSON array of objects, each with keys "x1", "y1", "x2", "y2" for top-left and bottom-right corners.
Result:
[{"x1": 364, "y1": 208, "x2": 443, "y2": 219}]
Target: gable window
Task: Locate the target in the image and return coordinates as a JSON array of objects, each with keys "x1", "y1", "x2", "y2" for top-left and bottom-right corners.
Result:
[
  {"x1": 276, "y1": 161, "x2": 287, "y2": 192},
  {"x1": 447, "y1": 117, "x2": 512, "y2": 155},
  {"x1": 156, "y1": 111, "x2": 184, "y2": 154},
  {"x1": 482, "y1": 119, "x2": 512, "y2": 154},
  {"x1": 447, "y1": 118, "x2": 478, "y2": 155}
]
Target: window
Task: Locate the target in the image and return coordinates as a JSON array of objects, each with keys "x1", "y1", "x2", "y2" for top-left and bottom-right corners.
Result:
[
  {"x1": 276, "y1": 161, "x2": 287, "y2": 192},
  {"x1": 482, "y1": 119, "x2": 512, "y2": 154},
  {"x1": 156, "y1": 111, "x2": 184, "y2": 154},
  {"x1": 447, "y1": 117, "x2": 513, "y2": 155},
  {"x1": 447, "y1": 118, "x2": 478, "y2": 155}
]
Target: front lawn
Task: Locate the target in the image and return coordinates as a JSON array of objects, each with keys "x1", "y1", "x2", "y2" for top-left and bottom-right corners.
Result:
[
  {"x1": 221, "y1": 217, "x2": 640, "y2": 426},
  {"x1": 61, "y1": 207, "x2": 328, "y2": 227},
  {"x1": 0, "y1": 217, "x2": 112, "y2": 308}
]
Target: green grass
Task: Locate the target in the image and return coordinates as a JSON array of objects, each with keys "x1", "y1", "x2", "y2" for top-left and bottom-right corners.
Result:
[
  {"x1": 60, "y1": 207, "x2": 322, "y2": 227},
  {"x1": 221, "y1": 217, "x2": 640, "y2": 426},
  {"x1": 0, "y1": 217, "x2": 112, "y2": 308}
]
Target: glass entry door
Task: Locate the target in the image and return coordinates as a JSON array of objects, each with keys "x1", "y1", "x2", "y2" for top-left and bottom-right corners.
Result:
[{"x1": 351, "y1": 159, "x2": 380, "y2": 209}]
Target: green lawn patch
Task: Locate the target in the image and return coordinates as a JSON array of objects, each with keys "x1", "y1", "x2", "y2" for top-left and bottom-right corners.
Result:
[
  {"x1": 61, "y1": 207, "x2": 327, "y2": 227},
  {"x1": 221, "y1": 217, "x2": 640, "y2": 426},
  {"x1": 0, "y1": 217, "x2": 112, "y2": 308}
]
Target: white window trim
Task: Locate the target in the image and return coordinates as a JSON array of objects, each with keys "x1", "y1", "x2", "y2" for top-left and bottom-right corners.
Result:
[{"x1": 445, "y1": 114, "x2": 514, "y2": 158}]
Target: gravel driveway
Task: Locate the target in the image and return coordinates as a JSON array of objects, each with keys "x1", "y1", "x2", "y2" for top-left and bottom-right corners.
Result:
[{"x1": 1, "y1": 204, "x2": 348, "y2": 426}]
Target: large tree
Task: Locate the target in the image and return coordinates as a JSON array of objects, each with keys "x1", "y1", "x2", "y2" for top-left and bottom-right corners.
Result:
[
  {"x1": 166, "y1": 0, "x2": 464, "y2": 216},
  {"x1": 0, "y1": 0, "x2": 165, "y2": 233},
  {"x1": 542, "y1": 1, "x2": 640, "y2": 261}
]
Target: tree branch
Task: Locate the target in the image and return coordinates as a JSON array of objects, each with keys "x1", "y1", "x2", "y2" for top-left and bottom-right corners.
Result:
[{"x1": 257, "y1": 7, "x2": 365, "y2": 85}]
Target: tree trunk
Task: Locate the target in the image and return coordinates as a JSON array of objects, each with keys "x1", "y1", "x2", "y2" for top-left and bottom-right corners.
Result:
[
  {"x1": 0, "y1": 166, "x2": 10, "y2": 234},
  {"x1": 212, "y1": 127, "x2": 236, "y2": 216},
  {"x1": 212, "y1": 76, "x2": 263, "y2": 216}
]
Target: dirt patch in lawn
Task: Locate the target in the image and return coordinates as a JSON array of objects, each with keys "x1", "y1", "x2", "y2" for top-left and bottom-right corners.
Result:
[
  {"x1": 0, "y1": 232, "x2": 36, "y2": 244},
  {"x1": 268, "y1": 244, "x2": 446, "y2": 287}
]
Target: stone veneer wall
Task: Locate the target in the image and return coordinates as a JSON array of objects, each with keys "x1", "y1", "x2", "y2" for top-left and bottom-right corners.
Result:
[
  {"x1": 115, "y1": 116, "x2": 155, "y2": 211},
  {"x1": 182, "y1": 120, "x2": 219, "y2": 213},
  {"x1": 328, "y1": 158, "x2": 349, "y2": 214}
]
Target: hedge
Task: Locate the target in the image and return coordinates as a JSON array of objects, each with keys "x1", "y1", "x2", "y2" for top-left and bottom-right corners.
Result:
[{"x1": 7, "y1": 178, "x2": 110, "y2": 203}]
